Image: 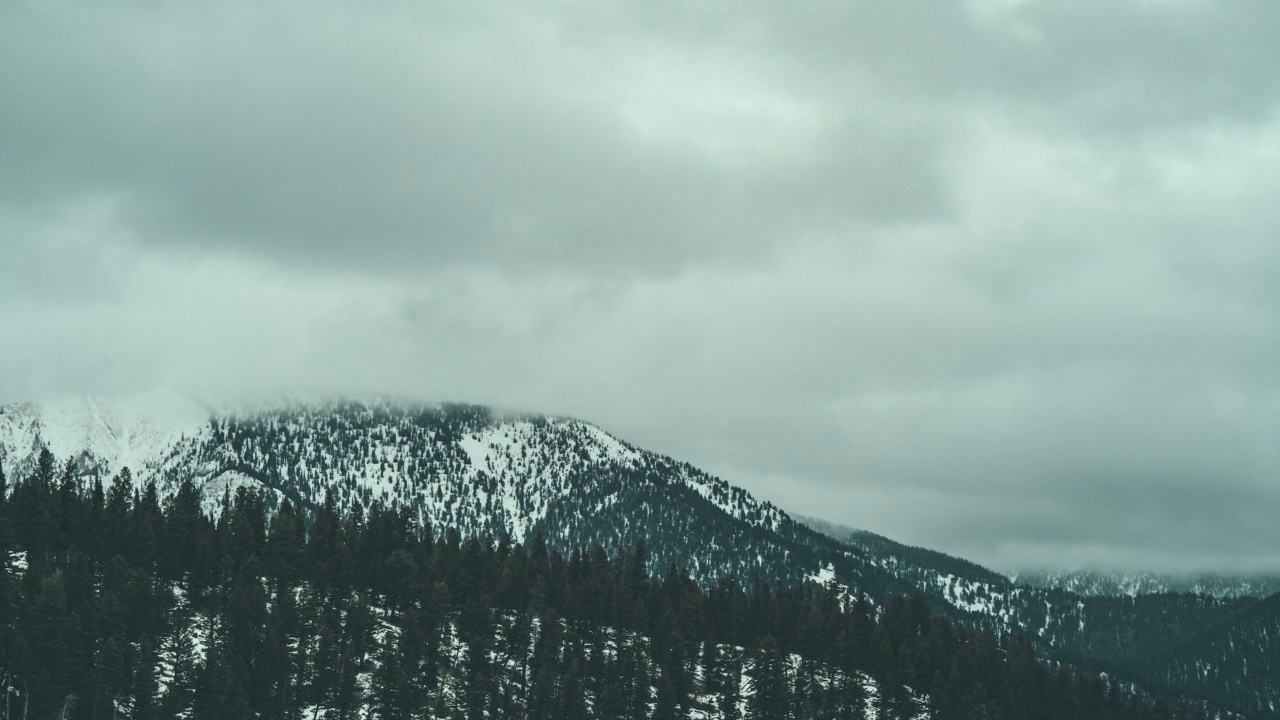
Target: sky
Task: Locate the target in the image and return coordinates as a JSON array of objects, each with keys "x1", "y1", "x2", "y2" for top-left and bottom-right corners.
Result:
[{"x1": 4, "y1": 0, "x2": 1280, "y2": 575}]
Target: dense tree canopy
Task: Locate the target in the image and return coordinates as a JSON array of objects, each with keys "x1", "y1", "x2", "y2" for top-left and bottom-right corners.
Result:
[{"x1": 0, "y1": 450, "x2": 1216, "y2": 719}]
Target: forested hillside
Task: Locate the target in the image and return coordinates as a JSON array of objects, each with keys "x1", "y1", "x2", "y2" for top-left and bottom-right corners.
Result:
[
  {"x1": 4, "y1": 397, "x2": 1280, "y2": 717},
  {"x1": 0, "y1": 452, "x2": 1212, "y2": 720}
]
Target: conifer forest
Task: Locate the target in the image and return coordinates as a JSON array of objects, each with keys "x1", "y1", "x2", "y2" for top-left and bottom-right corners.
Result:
[{"x1": 0, "y1": 449, "x2": 1213, "y2": 720}]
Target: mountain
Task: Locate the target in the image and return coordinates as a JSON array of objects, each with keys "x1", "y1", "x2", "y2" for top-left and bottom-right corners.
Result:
[
  {"x1": 0, "y1": 466, "x2": 1185, "y2": 720},
  {"x1": 796, "y1": 515, "x2": 1010, "y2": 587},
  {"x1": 2, "y1": 392, "x2": 1278, "y2": 717},
  {"x1": 0, "y1": 390, "x2": 210, "y2": 484},
  {"x1": 1010, "y1": 569, "x2": 1280, "y2": 599},
  {"x1": 1151, "y1": 593, "x2": 1280, "y2": 717},
  {"x1": 0, "y1": 393, "x2": 820, "y2": 587},
  {"x1": 798, "y1": 517, "x2": 1280, "y2": 718}
]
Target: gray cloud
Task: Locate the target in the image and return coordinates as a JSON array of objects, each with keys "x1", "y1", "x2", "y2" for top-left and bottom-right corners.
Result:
[
  {"x1": 0, "y1": 1, "x2": 948, "y2": 275},
  {"x1": 4, "y1": 0, "x2": 1280, "y2": 574}
]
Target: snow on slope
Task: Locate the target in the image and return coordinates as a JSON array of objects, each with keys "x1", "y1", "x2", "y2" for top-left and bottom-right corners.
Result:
[
  {"x1": 0, "y1": 392, "x2": 792, "y2": 549},
  {"x1": 682, "y1": 465, "x2": 789, "y2": 534},
  {"x1": 0, "y1": 389, "x2": 211, "y2": 484},
  {"x1": 198, "y1": 470, "x2": 287, "y2": 519},
  {"x1": 1011, "y1": 569, "x2": 1280, "y2": 599},
  {"x1": 450, "y1": 417, "x2": 645, "y2": 541}
]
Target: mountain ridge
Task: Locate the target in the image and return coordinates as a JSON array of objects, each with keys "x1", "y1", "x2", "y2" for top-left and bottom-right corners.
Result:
[{"x1": 3, "y1": 392, "x2": 1279, "y2": 717}]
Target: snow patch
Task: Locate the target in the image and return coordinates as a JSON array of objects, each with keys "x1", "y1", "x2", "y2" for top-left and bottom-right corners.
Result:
[
  {"x1": 200, "y1": 470, "x2": 271, "y2": 518},
  {"x1": 0, "y1": 389, "x2": 211, "y2": 485}
]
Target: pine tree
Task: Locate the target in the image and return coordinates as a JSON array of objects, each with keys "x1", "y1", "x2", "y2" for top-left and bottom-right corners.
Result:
[
  {"x1": 720, "y1": 652, "x2": 743, "y2": 720},
  {"x1": 11, "y1": 449, "x2": 56, "y2": 567},
  {"x1": 749, "y1": 634, "x2": 788, "y2": 720},
  {"x1": 0, "y1": 459, "x2": 10, "y2": 575},
  {"x1": 309, "y1": 604, "x2": 344, "y2": 711},
  {"x1": 527, "y1": 609, "x2": 562, "y2": 720},
  {"x1": 654, "y1": 668, "x2": 680, "y2": 720},
  {"x1": 90, "y1": 473, "x2": 105, "y2": 522},
  {"x1": 158, "y1": 606, "x2": 200, "y2": 719},
  {"x1": 371, "y1": 633, "x2": 413, "y2": 720},
  {"x1": 194, "y1": 641, "x2": 252, "y2": 720},
  {"x1": 55, "y1": 458, "x2": 78, "y2": 553},
  {"x1": 104, "y1": 467, "x2": 133, "y2": 559},
  {"x1": 267, "y1": 499, "x2": 305, "y2": 590},
  {"x1": 33, "y1": 447, "x2": 55, "y2": 490},
  {"x1": 0, "y1": 435, "x2": 1224, "y2": 720},
  {"x1": 464, "y1": 629, "x2": 496, "y2": 720},
  {"x1": 130, "y1": 635, "x2": 161, "y2": 720}
]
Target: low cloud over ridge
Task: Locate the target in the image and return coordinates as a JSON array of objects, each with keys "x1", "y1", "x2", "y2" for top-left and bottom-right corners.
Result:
[{"x1": 4, "y1": 0, "x2": 1280, "y2": 575}]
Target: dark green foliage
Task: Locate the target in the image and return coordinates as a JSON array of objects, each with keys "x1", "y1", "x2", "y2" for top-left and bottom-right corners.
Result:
[
  {"x1": 12, "y1": 399, "x2": 1264, "y2": 716},
  {"x1": 0, "y1": 450, "x2": 1227, "y2": 720},
  {"x1": 2, "y1": 397, "x2": 1276, "y2": 720},
  {"x1": 1150, "y1": 592, "x2": 1280, "y2": 716},
  {"x1": 748, "y1": 634, "x2": 787, "y2": 720}
]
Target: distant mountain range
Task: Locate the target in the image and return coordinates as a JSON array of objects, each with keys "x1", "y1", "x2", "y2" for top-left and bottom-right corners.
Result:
[
  {"x1": 1010, "y1": 569, "x2": 1280, "y2": 600},
  {"x1": 799, "y1": 514, "x2": 1280, "y2": 599},
  {"x1": 2, "y1": 392, "x2": 1279, "y2": 717}
]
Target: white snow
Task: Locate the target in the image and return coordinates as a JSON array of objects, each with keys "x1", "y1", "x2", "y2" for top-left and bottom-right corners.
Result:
[
  {"x1": 810, "y1": 563, "x2": 838, "y2": 585},
  {"x1": 935, "y1": 573, "x2": 1016, "y2": 629},
  {"x1": 0, "y1": 389, "x2": 211, "y2": 486},
  {"x1": 3, "y1": 391, "x2": 806, "y2": 593},
  {"x1": 199, "y1": 470, "x2": 281, "y2": 518}
]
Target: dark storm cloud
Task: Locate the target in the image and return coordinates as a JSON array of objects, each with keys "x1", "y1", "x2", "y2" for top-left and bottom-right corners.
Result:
[
  {"x1": 0, "y1": 1, "x2": 947, "y2": 274},
  {"x1": 4, "y1": 0, "x2": 1280, "y2": 574}
]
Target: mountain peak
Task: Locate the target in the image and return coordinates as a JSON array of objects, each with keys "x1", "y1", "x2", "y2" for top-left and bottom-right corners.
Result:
[{"x1": 0, "y1": 389, "x2": 211, "y2": 480}]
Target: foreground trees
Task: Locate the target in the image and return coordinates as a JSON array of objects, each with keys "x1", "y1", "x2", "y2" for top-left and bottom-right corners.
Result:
[{"x1": 0, "y1": 452, "x2": 1207, "y2": 719}]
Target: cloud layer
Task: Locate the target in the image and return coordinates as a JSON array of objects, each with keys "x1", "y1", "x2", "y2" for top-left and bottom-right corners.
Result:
[{"x1": 4, "y1": 0, "x2": 1280, "y2": 574}]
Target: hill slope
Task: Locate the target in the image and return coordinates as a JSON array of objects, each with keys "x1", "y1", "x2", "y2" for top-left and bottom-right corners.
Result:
[
  {"x1": 1, "y1": 393, "x2": 1277, "y2": 717},
  {"x1": 0, "y1": 471, "x2": 1187, "y2": 720}
]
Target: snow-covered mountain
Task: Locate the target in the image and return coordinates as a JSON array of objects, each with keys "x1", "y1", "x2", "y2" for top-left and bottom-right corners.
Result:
[
  {"x1": 1010, "y1": 569, "x2": 1280, "y2": 600},
  {"x1": 1, "y1": 393, "x2": 799, "y2": 582},
  {"x1": 0, "y1": 389, "x2": 209, "y2": 483},
  {"x1": 3, "y1": 392, "x2": 1279, "y2": 717}
]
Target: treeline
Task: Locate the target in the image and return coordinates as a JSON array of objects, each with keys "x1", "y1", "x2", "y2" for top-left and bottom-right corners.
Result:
[{"x1": 0, "y1": 449, "x2": 1212, "y2": 719}]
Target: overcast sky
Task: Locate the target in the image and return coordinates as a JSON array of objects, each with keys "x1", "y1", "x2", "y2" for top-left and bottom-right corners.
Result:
[{"x1": 5, "y1": 0, "x2": 1280, "y2": 575}]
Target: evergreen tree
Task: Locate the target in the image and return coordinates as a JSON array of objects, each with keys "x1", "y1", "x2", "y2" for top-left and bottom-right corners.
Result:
[
  {"x1": 158, "y1": 606, "x2": 200, "y2": 719},
  {"x1": 0, "y1": 440, "x2": 1215, "y2": 720},
  {"x1": 371, "y1": 634, "x2": 413, "y2": 720},
  {"x1": 194, "y1": 642, "x2": 252, "y2": 720},
  {"x1": 719, "y1": 652, "x2": 743, "y2": 720},
  {"x1": 103, "y1": 467, "x2": 133, "y2": 559},
  {"x1": 654, "y1": 668, "x2": 680, "y2": 720},
  {"x1": 131, "y1": 634, "x2": 161, "y2": 720},
  {"x1": 749, "y1": 634, "x2": 788, "y2": 720},
  {"x1": 33, "y1": 447, "x2": 55, "y2": 490}
]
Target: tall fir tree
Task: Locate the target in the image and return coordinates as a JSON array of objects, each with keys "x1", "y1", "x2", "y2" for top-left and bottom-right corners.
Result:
[{"x1": 749, "y1": 634, "x2": 788, "y2": 720}]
